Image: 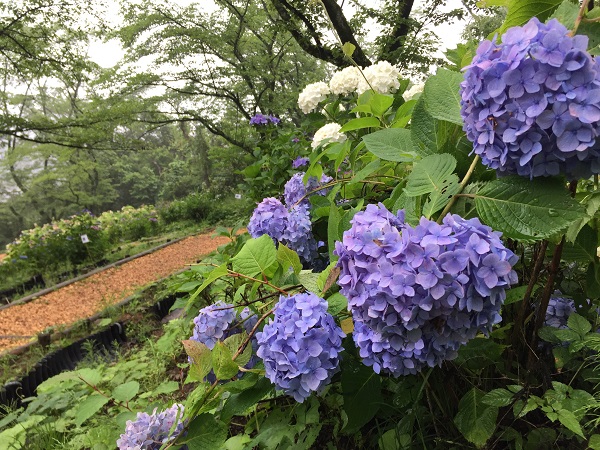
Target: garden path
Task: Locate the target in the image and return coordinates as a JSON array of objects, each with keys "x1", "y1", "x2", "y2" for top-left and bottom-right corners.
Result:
[{"x1": 0, "y1": 232, "x2": 229, "y2": 352}]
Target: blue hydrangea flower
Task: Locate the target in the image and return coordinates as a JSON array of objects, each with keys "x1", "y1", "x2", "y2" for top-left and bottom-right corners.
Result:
[
  {"x1": 545, "y1": 293, "x2": 576, "y2": 329},
  {"x1": 292, "y1": 157, "x2": 310, "y2": 169},
  {"x1": 282, "y1": 205, "x2": 319, "y2": 264},
  {"x1": 117, "y1": 404, "x2": 186, "y2": 450},
  {"x1": 250, "y1": 114, "x2": 280, "y2": 125},
  {"x1": 256, "y1": 293, "x2": 345, "y2": 402},
  {"x1": 461, "y1": 17, "x2": 600, "y2": 179},
  {"x1": 190, "y1": 302, "x2": 259, "y2": 380},
  {"x1": 335, "y1": 204, "x2": 518, "y2": 376},
  {"x1": 283, "y1": 172, "x2": 333, "y2": 208},
  {"x1": 248, "y1": 197, "x2": 289, "y2": 242}
]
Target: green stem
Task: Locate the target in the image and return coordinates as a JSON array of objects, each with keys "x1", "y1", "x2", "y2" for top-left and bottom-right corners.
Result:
[{"x1": 437, "y1": 155, "x2": 480, "y2": 224}]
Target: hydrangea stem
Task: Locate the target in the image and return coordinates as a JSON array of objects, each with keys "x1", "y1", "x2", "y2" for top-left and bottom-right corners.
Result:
[
  {"x1": 436, "y1": 155, "x2": 480, "y2": 223},
  {"x1": 570, "y1": 0, "x2": 592, "y2": 36}
]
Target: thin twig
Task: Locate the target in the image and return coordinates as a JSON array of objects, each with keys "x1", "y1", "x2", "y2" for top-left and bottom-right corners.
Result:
[{"x1": 437, "y1": 155, "x2": 480, "y2": 223}]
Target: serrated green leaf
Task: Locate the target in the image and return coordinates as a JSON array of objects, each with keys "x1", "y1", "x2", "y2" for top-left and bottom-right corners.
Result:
[
  {"x1": 566, "y1": 192, "x2": 600, "y2": 242},
  {"x1": 362, "y1": 128, "x2": 417, "y2": 162},
  {"x1": 183, "y1": 413, "x2": 228, "y2": 450},
  {"x1": 182, "y1": 339, "x2": 213, "y2": 380},
  {"x1": 339, "y1": 116, "x2": 381, "y2": 132},
  {"x1": 405, "y1": 154, "x2": 457, "y2": 197},
  {"x1": 562, "y1": 225, "x2": 598, "y2": 262},
  {"x1": 328, "y1": 204, "x2": 342, "y2": 261},
  {"x1": 423, "y1": 176, "x2": 461, "y2": 219},
  {"x1": 454, "y1": 388, "x2": 499, "y2": 448},
  {"x1": 326, "y1": 293, "x2": 348, "y2": 316},
  {"x1": 111, "y1": 381, "x2": 139, "y2": 403},
  {"x1": 369, "y1": 93, "x2": 394, "y2": 116},
  {"x1": 276, "y1": 244, "x2": 302, "y2": 275},
  {"x1": 187, "y1": 263, "x2": 229, "y2": 308},
  {"x1": 567, "y1": 313, "x2": 592, "y2": 337},
  {"x1": 423, "y1": 68, "x2": 463, "y2": 125},
  {"x1": 496, "y1": 0, "x2": 563, "y2": 35},
  {"x1": 74, "y1": 395, "x2": 109, "y2": 427},
  {"x1": 589, "y1": 434, "x2": 600, "y2": 449},
  {"x1": 504, "y1": 285, "x2": 531, "y2": 305},
  {"x1": 474, "y1": 177, "x2": 585, "y2": 242},
  {"x1": 481, "y1": 389, "x2": 515, "y2": 407},
  {"x1": 221, "y1": 377, "x2": 273, "y2": 421},
  {"x1": 232, "y1": 235, "x2": 277, "y2": 277},
  {"x1": 298, "y1": 270, "x2": 320, "y2": 293},
  {"x1": 557, "y1": 409, "x2": 584, "y2": 437},
  {"x1": 341, "y1": 357, "x2": 383, "y2": 433},
  {"x1": 76, "y1": 368, "x2": 103, "y2": 387},
  {"x1": 212, "y1": 341, "x2": 240, "y2": 380},
  {"x1": 224, "y1": 333, "x2": 253, "y2": 367}
]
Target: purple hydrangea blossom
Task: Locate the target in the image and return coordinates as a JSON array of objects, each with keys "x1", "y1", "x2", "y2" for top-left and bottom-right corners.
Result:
[
  {"x1": 256, "y1": 293, "x2": 345, "y2": 402},
  {"x1": 117, "y1": 404, "x2": 185, "y2": 450},
  {"x1": 544, "y1": 293, "x2": 576, "y2": 329},
  {"x1": 292, "y1": 157, "x2": 310, "y2": 169},
  {"x1": 249, "y1": 113, "x2": 280, "y2": 125},
  {"x1": 248, "y1": 197, "x2": 289, "y2": 242},
  {"x1": 335, "y1": 204, "x2": 518, "y2": 376},
  {"x1": 284, "y1": 172, "x2": 333, "y2": 207},
  {"x1": 282, "y1": 205, "x2": 319, "y2": 263},
  {"x1": 461, "y1": 18, "x2": 600, "y2": 179}
]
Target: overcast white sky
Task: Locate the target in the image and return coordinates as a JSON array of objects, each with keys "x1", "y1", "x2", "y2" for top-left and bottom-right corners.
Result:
[{"x1": 88, "y1": 0, "x2": 467, "y2": 68}]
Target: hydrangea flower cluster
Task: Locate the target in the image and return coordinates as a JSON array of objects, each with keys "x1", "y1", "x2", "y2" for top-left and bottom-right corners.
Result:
[
  {"x1": 282, "y1": 205, "x2": 320, "y2": 263},
  {"x1": 247, "y1": 197, "x2": 289, "y2": 242},
  {"x1": 461, "y1": 17, "x2": 600, "y2": 179},
  {"x1": 356, "y1": 61, "x2": 401, "y2": 95},
  {"x1": 335, "y1": 204, "x2": 518, "y2": 376},
  {"x1": 256, "y1": 293, "x2": 345, "y2": 402},
  {"x1": 402, "y1": 82, "x2": 425, "y2": 101},
  {"x1": 292, "y1": 156, "x2": 309, "y2": 169},
  {"x1": 311, "y1": 123, "x2": 347, "y2": 149},
  {"x1": 298, "y1": 81, "x2": 330, "y2": 114},
  {"x1": 249, "y1": 113, "x2": 280, "y2": 126},
  {"x1": 284, "y1": 172, "x2": 333, "y2": 207},
  {"x1": 329, "y1": 66, "x2": 362, "y2": 95},
  {"x1": 191, "y1": 301, "x2": 258, "y2": 351},
  {"x1": 544, "y1": 293, "x2": 577, "y2": 329},
  {"x1": 117, "y1": 404, "x2": 185, "y2": 450}
]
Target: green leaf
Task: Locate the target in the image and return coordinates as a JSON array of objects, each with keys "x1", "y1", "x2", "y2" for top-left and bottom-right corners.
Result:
[
  {"x1": 232, "y1": 235, "x2": 277, "y2": 277},
  {"x1": 221, "y1": 377, "x2": 274, "y2": 421},
  {"x1": 369, "y1": 93, "x2": 394, "y2": 116},
  {"x1": 557, "y1": 409, "x2": 584, "y2": 437},
  {"x1": 341, "y1": 356, "x2": 383, "y2": 433},
  {"x1": 328, "y1": 204, "x2": 342, "y2": 261},
  {"x1": 504, "y1": 285, "x2": 531, "y2": 305},
  {"x1": 454, "y1": 388, "x2": 499, "y2": 448},
  {"x1": 567, "y1": 313, "x2": 592, "y2": 337},
  {"x1": 111, "y1": 381, "x2": 139, "y2": 403},
  {"x1": 182, "y1": 339, "x2": 213, "y2": 380},
  {"x1": 423, "y1": 176, "x2": 461, "y2": 219},
  {"x1": 187, "y1": 263, "x2": 229, "y2": 307},
  {"x1": 184, "y1": 413, "x2": 228, "y2": 450},
  {"x1": 298, "y1": 270, "x2": 320, "y2": 293},
  {"x1": 212, "y1": 341, "x2": 240, "y2": 380},
  {"x1": 362, "y1": 128, "x2": 417, "y2": 162},
  {"x1": 497, "y1": 0, "x2": 563, "y2": 35},
  {"x1": 327, "y1": 292, "x2": 348, "y2": 316},
  {"x1": 423, "y1": 68, "x2": 463, "y2": 125},
  {"x1": 562, "y1": 225, "x2": 598, "y2": 262},
  {"x1": 589, "y1": 434, "x2": 600, "y2": 449},
  {"x1": 223, "y1": 333, "x2": 253, "y2": 367},
  {"x1": 342, "y1": 42, "x2": 356, "y2": 57},
  {"x1": 481, "y1": 389, "x2": 515, "y2": 407},
  {"x1": 566, "y1": 192, "x2": 600, "y2": 242},
  {"x1": 405, "y1": 154, "x2": 457, "y2": 197},
  {"x1": 350, "y1": 159, "x2": 381, "y2": 185},
  {"x1": 340, "y1": 117, "x2": 381, "y2": 132},
  {"x1": 74, "y1": 394, "x2": 110, "y2": 427},
  {"x1": 474, "y1": 177, "x2": 585, "y2": 242},
  {"x1": 276, "y1": 244, "x2": 302, "y2": 275}
]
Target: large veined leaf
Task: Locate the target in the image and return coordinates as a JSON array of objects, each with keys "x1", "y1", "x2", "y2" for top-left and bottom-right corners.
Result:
[
  {"x1": 474, "y1": 177, "x2": 585, "y2": 241},
  {"x1": 423, "y1": 177, "x2": 461, "y2": 219},
  {"x1": 405, "y1": 154, "x2": 457, "y2": 197},
  {"x1": 362, "y1": 128, "x2": 416, "y2": 162},
  {"x1": 495, "y1": 0, "x2": 563, "y2": 35},
  {"x1": 231, "y1": 235, "x2": 277, "y2": 277},
  {"x1": 341, "y1": 357, "x2": 383, "y2": 433},
  {"x1": 454, "y1": 388, "x2": 499, "y2": 448},
  {"x1": 184, "y1": 414, "x2": 228, "y2": 450},
  {"x1": 423, "y1": 68, "x2": 463, "y2": 125},
  {"x1": 410, "y1": 96, "x2": 443, "y2": 156}
]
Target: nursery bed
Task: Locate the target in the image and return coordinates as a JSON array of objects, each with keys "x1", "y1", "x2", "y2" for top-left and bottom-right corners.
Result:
[{"x1": 0, "y1": 233, "x2": 229, "y2": 353}]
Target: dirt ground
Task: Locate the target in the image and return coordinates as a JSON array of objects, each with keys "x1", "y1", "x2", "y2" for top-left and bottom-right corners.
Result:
[{"x1": 0, "y1": 233, "x2": 230, "y2": 352}]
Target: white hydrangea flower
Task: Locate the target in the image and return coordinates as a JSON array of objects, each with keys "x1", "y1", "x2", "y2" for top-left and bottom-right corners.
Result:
[
  {"x1": 356, "y1": 61, "x2": 401, "y2": 94},
  {"x1": 329, "y1": 66, "x2": 362, "y2": 95},
  {"x1": 402, "y1": 82, "x2": 425, "y2": 101},
  {"x1": 311, "y1": 123, "x2": 347, "y2": 149},
  {"x1": 298, "y1": 82, "x2": 330, "y2": 114}
]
